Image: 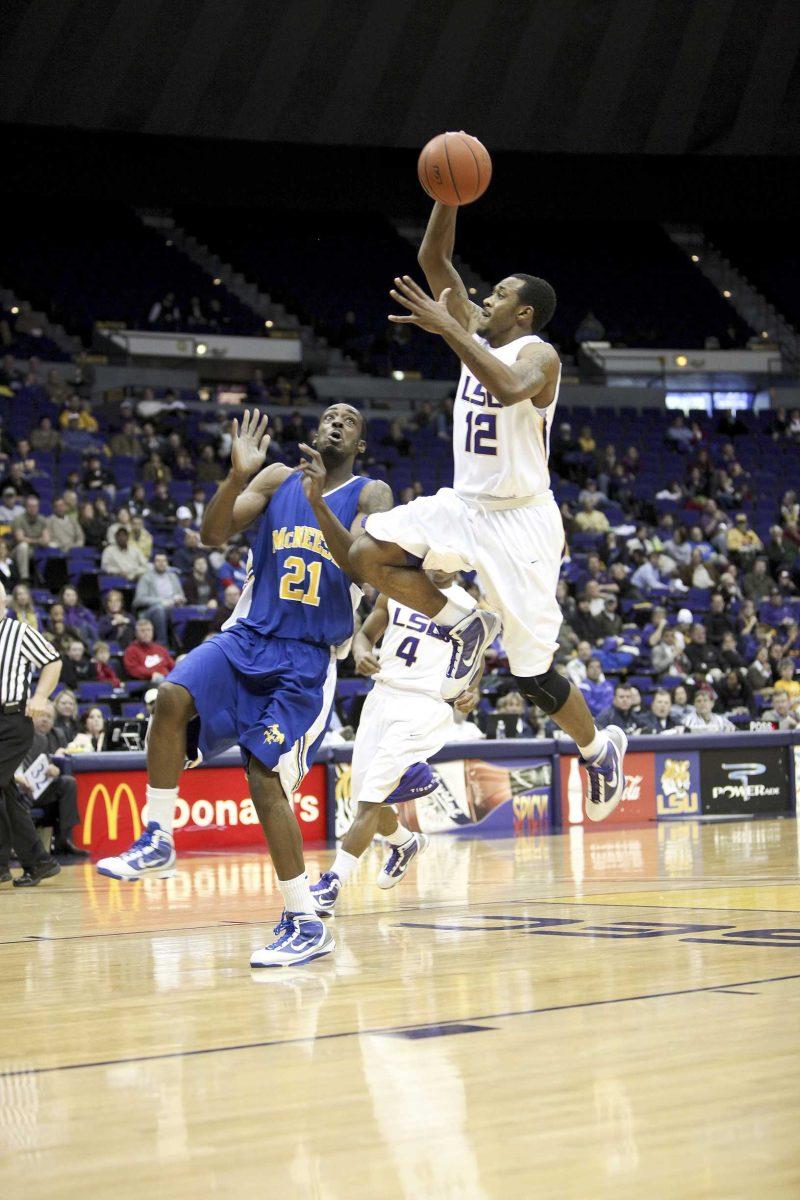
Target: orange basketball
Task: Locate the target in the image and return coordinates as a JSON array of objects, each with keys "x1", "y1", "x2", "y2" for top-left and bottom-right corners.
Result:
[{"x1": 417, "y1": 131, "x2": 492, "y2": 206}]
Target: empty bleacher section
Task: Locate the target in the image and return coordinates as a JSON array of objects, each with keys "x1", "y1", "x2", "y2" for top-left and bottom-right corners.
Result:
[{"x1": 706, "y1": 223, "x2": 800, "y2": 332}]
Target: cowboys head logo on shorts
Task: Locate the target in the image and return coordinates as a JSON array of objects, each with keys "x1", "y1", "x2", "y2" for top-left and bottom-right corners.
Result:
[{"x1": 263, "y1": 724, "x2": 286, "y2": 745}]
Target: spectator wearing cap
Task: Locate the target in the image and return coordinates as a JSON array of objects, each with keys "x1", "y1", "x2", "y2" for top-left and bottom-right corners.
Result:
[
  {"x1": 101, "y1": 527, "x2": 148, "y2": 580},
  {"x1": 684, "y1": 686, "x2": 735, "y2": 732},
  {"x1": 175, "y1": 505, "x2": 194, "y2": 532},
  {"x1": 674, "y1": 609, "x2": 693, "y2": 652},
  {"x1": 133, "y1": 553, "x2": 185, "y2": 646}
]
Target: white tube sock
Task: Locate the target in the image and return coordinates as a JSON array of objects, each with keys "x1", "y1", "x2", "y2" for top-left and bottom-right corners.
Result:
[
  {"x1": 577, "y1": 731, "x2": 606, "y2": 761},
  {"x1": 145, "y1": 785, "x2": 178, "y2": 834},
  {"x1": 331, "y1": 849, "x2": 359, "y2": 884},
  {"x1": 383, "y1": 823, "x2": 415, "y2": 848},
  {"x1": 278, "y1": 872, "x2": 316, "y2": 917},
  {"x1": 433, "y1": 598, "x2": 474, "y2": 628}
]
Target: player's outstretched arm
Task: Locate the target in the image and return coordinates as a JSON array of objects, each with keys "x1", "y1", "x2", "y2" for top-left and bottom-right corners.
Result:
[
  {"x1": 352, "y1": 595, "x2": 389, "y2": 676},
  {"x1": 417, "y1": 202, "x2": 482, "y2": 333},
  {"x1": 296, "y1": 445, "x2": 393, "y2": 580},
  {"x1": 201, "y1": 409, "x2": 289, "y2": 545}
]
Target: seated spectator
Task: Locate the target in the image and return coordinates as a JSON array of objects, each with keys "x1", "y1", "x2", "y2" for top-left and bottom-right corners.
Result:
[
  {"x1": 726, "y1": 513, "x2": 763, "y2": 562},
  {"x1": 635, "y1": 689, "x2": 677, "y2": 733},
  {"x1": 716, "y1": 668, "x2": 753, "y2": 717},
  {"x1": 127, "y1": 483, "x2": 151, "y2": 519},
  {"x1": 79, "y1": 499, "x2": 111, "y2": 549},
  {"x1": 762, "y1": 690, "x2": 799, "y2": 730},
  {"x1": 44, "y1": 604, "x2": 85, "y2": 654},
  {"x1": 684, "y1": 624, "x2": 720, "y2": 678},
  {"x1": 747, "y1": 645, "x2": 774, "y2": 697},
  {"x1": 184, "y1": 556, "x2": 217, "y2": 607},
  {"x1": 98, "y1": 589, "x2": 135, "y2": 648},
  {"x1": 596, "y1": 683, "x2": 640, "y2": 733},
  {"x1": 0, "y1": 485, "x2": 24, "y2": 533},
  {"x1": 174, "y1": 528, "x2": 205, "y2": 576},
  {"x1": 101, "y1": 527, "x2": 148, "y2": 580},
  {"x1": 706, "y1": 593, "x2": 736, "y2": 645},
  {"x1": 196, "y1": 444, "x2": 224, "y2": 482},
  {"x1": 669, "y1": 683, "x2": 693, "y2": 725},
  {"x1": 10, "y1": 583, "x2": 39, "y2": 630},
  {"x1": 759, "y1": 589, "x2": 794, "y2": 629},
  {"x1": 14, "y1": 700, "x2": 86, "y2": 856},
  {"x1": 651, "y1": 627, "x2": 685, "y2": 677},
  {"x1": 718, "y1": 630, "x2": 744, "y2": 672},
  {"x1": 82, "y1": 453, "x2": 115, "y2": 496},
  {"x1": 12, "y1": 494, "x2": 50, "y2": 580},
  {"x1": 123, "y1": 618, "x2": 175, "y2": 682},
  {"x1": 655, "y1": 480, "x2": 684, "y2": 502},
  {"x1": 631, "y1": 551, "x2": 669, "y2": 594},
  {"x1": 67, "y1": 706, "x2": 109, "y2": 753},
  {"x1": 60, "y1": 638, "x2": 94, "y2": 689},
  {"x1": 218, "y1": 546, "x2": 247, "y2": 592},
  {"x1": 665, "y1": 414, "x2": 694, "y2": 451},
  {"x1": 59, "y1": 394, "x2": 96, "y2": 430},
  {"x1": 1, "y1": 460, "x2": 38, "y2": 498},
  {"x1": 92, "y1": 640, "x2": 120, "y2": 687},
  {"x1": 564, "y1": 640, "x2": 593, "y2": 686},
  {"x1": 573, "y1": 496, "x2": 609, "y2": 533},
  {"x1": 687, "y1": 547, "x2": 716, "y2": 590},
  {"x1": 51, "y1": 689, "x2": 79, "y2": 743},
  {"x1": 172, "y1": 449, "x2": 196, "y2": 481},
  {"x1": 578, "y1": 657, "x2": 614, "y2": 717},
  {"x1": 0, "y1": 536, "x2": 20, "y2": 591},
  {"x1": 133, "y1": 553, "x2": 186, "y2": 645},
  {"x1": 109, "y1": 419, "x2": 143, "y2": 458},
  {"x1": 30, "y1": 415, "x2": 61, "y2": 454},
  {"x1": 577, "y1": 425, "x2": 596, "y2": 454},
  {"x1": 60, "y1": 584, "x2": 98, "y2": 643},
  {"x1": 662, "y1": 527, "x2": 692, "y2": 573},
  {"x1": 142, "y1": 451, "x2": 172, "y2": 484},
  {"x1": 148, "y1": 481, "x2": 177, "y2": 529},
  {"x1": 129, "y1": 515, "x2": 153, "y2": 561},
  {"x1": 211, "y1": 584, "x2": 242, "y2": 630},
  {"x1": 683, "y1": 685, "x2": 735, "y2": 732},
  {"x1": 46, "y1": 496, "x2": 85, "y2": 552},
  {"x1": 773, "y1": 658, "x2": 800, "y2": 709}
]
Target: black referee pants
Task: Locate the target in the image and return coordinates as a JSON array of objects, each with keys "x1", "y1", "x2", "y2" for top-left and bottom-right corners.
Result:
[{"x1": 0, "y1": 713, "x2": 49, "y2": 872}]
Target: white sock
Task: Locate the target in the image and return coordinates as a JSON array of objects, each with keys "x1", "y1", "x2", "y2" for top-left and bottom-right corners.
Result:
[
  {"x1": 331, "y1": 849, "x2": 359, "y2": 884},
  {"x1": 278, "y1": 872, "x2": 316, "y2": 917},
  {"x1": 433, "y1": 598, "x2": 474, "y2": 628},
  {"x1": 577, "y1": 730, "x2": 607, "y2": 761},
  {"x1": 146, "y1": 785, "x2": 178, "y2": 835},
  {"x1": 383, "y1": 823, "x2": 415, "y2": 848}
]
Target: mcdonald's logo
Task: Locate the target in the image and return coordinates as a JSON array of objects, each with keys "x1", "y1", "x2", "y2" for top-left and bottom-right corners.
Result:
[{"x1": 83, "y1": 782, "x2": 142, "y2": 843}]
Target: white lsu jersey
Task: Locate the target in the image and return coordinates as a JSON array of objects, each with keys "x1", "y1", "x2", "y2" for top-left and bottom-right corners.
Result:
[
  {"x1": 453, "y1": 333, "x2": 561, "y2": 503},
  {"x1": 374, "y1": 584, "x2": 476, "y2": 698}
]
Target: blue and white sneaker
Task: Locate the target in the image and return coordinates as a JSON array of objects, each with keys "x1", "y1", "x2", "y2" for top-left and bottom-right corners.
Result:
[
  {"x1": 310, "y1": 870, "x2": 343, "y2": 916},
  {"x1": 96, "y1": 821, "x2": 176, "y2": 880},
  {"x1": 377, "y1": 832, "x2": 429, "y2": 890},
  {"x1": 250, "y1": 911, "x2": 335, "y2": 968},
  {"x1": 582, "y1": 726, "x2": 628, "y2": 822},
  {"x1": 441, "y1": 609, "x2": 502, "y2": 701}
]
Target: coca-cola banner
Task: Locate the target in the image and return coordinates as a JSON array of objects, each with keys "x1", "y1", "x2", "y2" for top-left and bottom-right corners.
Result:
[
  {"x1": 560, "y1": 751, "x2": 656, "y2": 827},
  {"x1": 699, "y1": 747, "x2": 791, "y2": 816}
]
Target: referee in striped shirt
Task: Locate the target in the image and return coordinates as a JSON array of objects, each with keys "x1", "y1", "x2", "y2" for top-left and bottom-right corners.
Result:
[{"x1": 0, "y1": 582, "x2": 64, "y2": 886}]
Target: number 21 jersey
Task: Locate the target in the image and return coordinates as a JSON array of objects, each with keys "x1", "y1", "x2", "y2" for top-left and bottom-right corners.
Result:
[{"x1": 453, "y1": 333, "x2": 560, "y2": 503}]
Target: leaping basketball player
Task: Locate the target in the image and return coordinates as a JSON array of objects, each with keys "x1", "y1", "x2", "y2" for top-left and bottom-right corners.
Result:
[
  {"x1": 97, "y1": 406, "x2": 393, "y2": 967},
  {"x1": 347, "y1": 201, "x2": 627, "y2": 820}
]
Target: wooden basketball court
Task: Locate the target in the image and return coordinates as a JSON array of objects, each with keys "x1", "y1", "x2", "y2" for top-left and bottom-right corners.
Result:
[{"x1": 2, "y1": 819, "x2": 799, "y2": 1198}]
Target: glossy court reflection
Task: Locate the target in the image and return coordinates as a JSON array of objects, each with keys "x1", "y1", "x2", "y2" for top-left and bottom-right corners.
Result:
[{"x1": 1, "y1": 819, "x2": 799, "y2": 1199}]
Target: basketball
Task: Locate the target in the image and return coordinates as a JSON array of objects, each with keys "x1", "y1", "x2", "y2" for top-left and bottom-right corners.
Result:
[{"x1": 417, "y1": 131, "x2": 492, "y2": 206}]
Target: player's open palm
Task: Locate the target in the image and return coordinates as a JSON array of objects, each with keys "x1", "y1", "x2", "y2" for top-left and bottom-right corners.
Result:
[{"x1": 231, "y1": 409, "x2": 270, "y2": 480}]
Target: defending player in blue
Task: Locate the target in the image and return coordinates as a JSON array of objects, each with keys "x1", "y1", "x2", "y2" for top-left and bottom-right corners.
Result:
[{"x1": 96, "y1": 406, "x2": 392, "y2": 968}]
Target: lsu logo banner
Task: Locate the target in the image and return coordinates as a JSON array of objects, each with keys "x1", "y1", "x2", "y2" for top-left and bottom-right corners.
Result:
[{"x1": 655, "y1": 752, "x2": 701, "y2": 818}]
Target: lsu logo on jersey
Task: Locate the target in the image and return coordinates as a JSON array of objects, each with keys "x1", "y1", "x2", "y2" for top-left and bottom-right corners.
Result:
[
  {"x1": 263, "y1": 724, "x2": 286, "y2": 746},
  {"x1": 458, "y1": 373, "x2": 502, "y2": 409}
]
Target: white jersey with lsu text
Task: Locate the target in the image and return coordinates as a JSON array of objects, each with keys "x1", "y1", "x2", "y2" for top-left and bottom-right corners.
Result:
[
  {"x1": 374, "y1": 584, "x2": 476, "y2": 699},
  {"x1": 453, "y1": 333, "x2": 561, "y2": 503}
]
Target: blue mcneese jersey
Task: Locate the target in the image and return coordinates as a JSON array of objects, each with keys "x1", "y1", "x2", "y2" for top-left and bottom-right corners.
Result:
[{"x1": 240, "y1": 472, "x2": 368, "y2": 648}]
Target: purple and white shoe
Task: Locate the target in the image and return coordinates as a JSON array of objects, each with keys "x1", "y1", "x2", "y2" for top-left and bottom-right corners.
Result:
[
  {"x1": 377, "y1": 833, "x2": 429, "y2": 890},
  {"x1": 581, "y1": 726, "x2": 628, "y2": 822},
  {"x1": 310, "y1": 870, "x2": 342, "y2": 916},
  {"x1": 250, "y1": 911, "x2": 335, "y2": 967},
  {"x1": 441, "y1": 609, "x2": 502, "y2": 701}
]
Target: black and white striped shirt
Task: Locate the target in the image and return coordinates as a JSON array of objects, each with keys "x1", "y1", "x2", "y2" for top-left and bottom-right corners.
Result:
[{"x1": 0, "y1": 616, "x2": 60, "y2": 705}]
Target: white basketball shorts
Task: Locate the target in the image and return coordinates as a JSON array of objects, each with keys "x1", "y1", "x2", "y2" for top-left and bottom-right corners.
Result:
[
  {"x1": 365, "y1": 487, "x2": 564, "y2": 676},
  {"x1": 351, "y1": 683, "x2": 454, "y2": 805}
]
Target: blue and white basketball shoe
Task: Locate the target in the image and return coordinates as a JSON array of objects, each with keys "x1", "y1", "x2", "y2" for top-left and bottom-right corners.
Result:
[
  {"x1": 310, "y1": 870, "x2": 343, "y2": 916},
  {"x1": 250, "y1": 912, "x2": 335, "y2": 967},
  {"x1": 96, "y1": 821, "x2": 176, "y2": 880},
  {"x1": 377, "y1": 832, "x2": 429, "y2": 890},
  {"x1": 441, "y1": 609, "x2": 502, "y2": 701},
  {"x1": 582, "y1": 726, "x2": 628, "y2": 822}
]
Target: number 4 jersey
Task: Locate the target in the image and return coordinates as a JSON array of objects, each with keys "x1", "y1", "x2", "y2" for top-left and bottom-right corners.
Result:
[
  {"x1": 375, "y1": 585, "x2": 477, "y2": 698},
  {"x1": 241, "y1": 471, "x2": 368, "y2": 648},
  {"x1": 453, "y1": 333, "x2": 561, "y2": 503}
]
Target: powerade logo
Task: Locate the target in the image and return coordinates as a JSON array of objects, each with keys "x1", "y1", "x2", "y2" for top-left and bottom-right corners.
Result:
[{"x1": 712, "y1": 761, "x2": 779, "y2": 803}]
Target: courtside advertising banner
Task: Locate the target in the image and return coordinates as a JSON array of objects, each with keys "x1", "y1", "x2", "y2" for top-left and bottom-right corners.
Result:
[
  {"x1": 699, "y1": 747, "x2": 791, "y2": 817},
  {"x1": 77, "y1": 765, "x2": 327, "y2": 857},
  {"x1": 560, "y1": 750, "x2": 656, "y2": 826},
  {"x1": 655, "y1": 751, "x2": 702, "y2": 819}
]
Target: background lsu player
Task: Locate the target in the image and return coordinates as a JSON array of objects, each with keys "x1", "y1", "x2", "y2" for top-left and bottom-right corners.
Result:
[
  {"x1": 350, "y1": 199, "x2": 627, "y2": 821},
  {"x1": 98, "y1": 406, "x2": 392, "y2": 968},
  {"x1": 310, "y1": 570, "x2": 478, "y2": 915}
]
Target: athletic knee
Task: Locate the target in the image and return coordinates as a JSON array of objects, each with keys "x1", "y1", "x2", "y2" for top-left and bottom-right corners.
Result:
[
  {"x1": 153, "y1": 682, "x2": 194, "y2": 728},
  {"x1": 515, "y1": 667, "x2": 571, "y2": 716},
  {"x1": 246, "y1": 761, "x2": 289, "y2": 815}
]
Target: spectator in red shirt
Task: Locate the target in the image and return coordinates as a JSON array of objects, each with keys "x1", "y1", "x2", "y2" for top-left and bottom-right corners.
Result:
[
  {"x1": 92, "y1": 640, "x2": 120, "y2": 687},
  {"x1": 123, "y1": 619, "x2": 175, "y2": 682}
]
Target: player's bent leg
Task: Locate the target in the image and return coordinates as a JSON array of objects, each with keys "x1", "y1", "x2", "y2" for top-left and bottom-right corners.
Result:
[
  {"x1": 349, "y1": 533, "x2": 449, "y2": 619},
  {"x1": 247, "y1": 757, "x2": 334, "y2": 967},
  {"x1": 95, "y1": 682, "x2": 194, "y2": 880},
  {"x1": 516, "y1": 670, "x2": 627, "y2": 822}
]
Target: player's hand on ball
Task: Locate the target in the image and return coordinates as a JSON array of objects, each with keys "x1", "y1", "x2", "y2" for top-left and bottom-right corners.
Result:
[
  {"x1": 389, "y1": 276, "x2": 457, "y2": 335},
  {"x1": 231, "y1": 408, "x2": 270, "y2": 481},
  {"x1": 296, "y1": 443, "x2": 326, "y2": 505},
  {"x1": 454, "y1": 687, "x2": 479, "y2": 714},
  {"x1": 354, "y1": 651, "x2": 381, "y2": 677}
]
